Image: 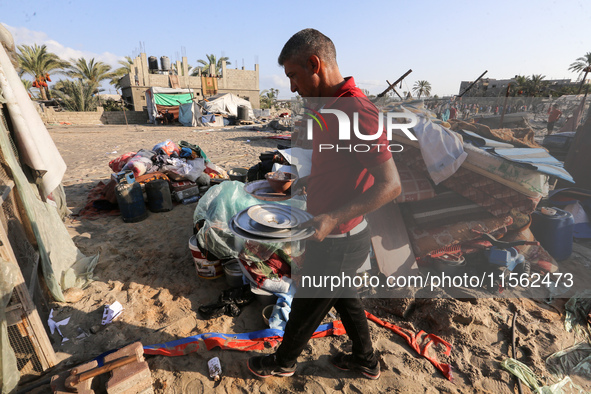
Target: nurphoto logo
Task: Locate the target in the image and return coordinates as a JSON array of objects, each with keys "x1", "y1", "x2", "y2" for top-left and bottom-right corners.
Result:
[{"x1": 303, "y1": 102, "x2": 418, "y2": 153}]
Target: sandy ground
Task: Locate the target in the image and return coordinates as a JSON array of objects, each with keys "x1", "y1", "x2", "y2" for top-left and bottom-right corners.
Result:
[{"x1": 31, "y1": 122, "x2": 591, "y2": 393}]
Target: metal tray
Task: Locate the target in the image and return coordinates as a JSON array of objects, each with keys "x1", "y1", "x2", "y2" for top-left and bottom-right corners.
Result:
[
  {"x1": 244, "y1": 180, "x2": 291, "y2": 201},
  {"x1": 229, "y1": 215, "x2": 315, "y2": 242},
  {"x1": 247, "y1": 204, "x2": 300, "y2": 229}
]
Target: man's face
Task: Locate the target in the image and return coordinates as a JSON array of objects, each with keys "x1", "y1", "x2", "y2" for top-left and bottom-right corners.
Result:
[{"x1": 283, "y1": 58, "x2": 319, "y2": 98}]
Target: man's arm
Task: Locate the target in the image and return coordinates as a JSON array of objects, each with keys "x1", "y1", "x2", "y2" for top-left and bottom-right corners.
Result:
[{"x1": 305, "y1": 157, "x2": 401, "y2": 242}]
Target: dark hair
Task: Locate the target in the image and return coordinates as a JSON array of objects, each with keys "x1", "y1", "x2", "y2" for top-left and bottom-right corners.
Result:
[{"x1": 278, "y1": 28, "x2": 337, "y2": 67}]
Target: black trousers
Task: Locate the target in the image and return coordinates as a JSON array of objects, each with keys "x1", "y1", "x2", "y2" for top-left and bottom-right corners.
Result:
[{"x1": 275, "y1": 228, "x2": 377, "y2": 367}]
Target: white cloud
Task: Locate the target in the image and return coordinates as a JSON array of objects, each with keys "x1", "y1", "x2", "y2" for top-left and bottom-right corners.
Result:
[{"x1": 3, "y1": 24, "x2": 124, "y2": 68}]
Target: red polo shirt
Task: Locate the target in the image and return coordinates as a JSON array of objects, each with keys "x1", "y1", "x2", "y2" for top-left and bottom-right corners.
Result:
[{"x1": 307, "y1": 77, "x2": 391, "y2": 234}]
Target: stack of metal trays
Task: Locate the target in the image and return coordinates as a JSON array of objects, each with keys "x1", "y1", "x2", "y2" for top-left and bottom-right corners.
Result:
[{"x1": 229, "y1": 204, "x2": 315, "y2": 242}]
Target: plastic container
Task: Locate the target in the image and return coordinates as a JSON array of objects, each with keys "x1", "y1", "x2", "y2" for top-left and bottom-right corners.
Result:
[
  {"x1": 531, "y1": 207, "x2": 574, "y2": 261},
  {"x1": 250, "y1": 284, "x2": 276, "y2": 305},
  {"x1": 262, "y1": 304, "x2": 274, "y2": 327},
  {"x1": 237, "y1": 105, "x2": 249, "y2": 121},
  {"x1": 173, "y1": 186, "x2": 200, "y2": 202},
  {"x1": 115, "y1": 182, "x2": 148, "y2": 223},
  {"x1": 181, "y1": 195, "x2": 200, "y2": 205},
  {"x1": 188, "y1": 235, "x2": 223, "y2": 279},
  {"x1": 228, "y1": 168, "x2": 248, "y2": 182},
  {"x1": 223, "y1": 259, "x2": 244, "y2": 288},
  {"x1": 145, "y1": 179, "x2": 173, "y2": 212}
]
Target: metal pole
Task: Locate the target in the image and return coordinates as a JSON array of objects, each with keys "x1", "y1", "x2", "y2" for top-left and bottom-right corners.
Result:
[
  {"x1": 377, "y1": 69, "x2": 413, "y2": 98},
  {"x1": 458, "y1": 70, "x2": 488, "y2": 98}
]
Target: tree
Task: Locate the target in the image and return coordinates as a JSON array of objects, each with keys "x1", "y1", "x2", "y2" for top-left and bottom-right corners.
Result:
[
  {"x1": 260, "y1": 88, "x2": 279, "y2": 109},
  {"x1": 568, "y1": 52, "x2": 591, "y2": 93},
  {"x1": 52, "y1": 79, "x2": 99, "y2": 111},
  {"x1": 17, "y1": 44, "x2": 68, "y2": 100},
  {"x1": 110, "y1": 56, "x2": 134, "y2": 93},
  {"x1": 528, "y1": 74, "x2": 546, "y2": 97},
  {"x1": 66, "y1": 57, "x2": 114, "y2": 93},
  {"x1": 21, "y1": 78, "x2": 34, "y2": 98},
  {"x1": 197, "y1": 54, "x2": 231, "y2": 76},
  {"x1": 412, "y1": 80, "x2": 432, "y2": 99},
  {"x1": 514, "y1": 75, "x2": 530, "y2": 96}
]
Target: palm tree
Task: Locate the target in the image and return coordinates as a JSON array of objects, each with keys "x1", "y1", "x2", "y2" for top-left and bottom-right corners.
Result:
[
  {"x1": 17, "y1": 44, "x2": 69, "y2": 100},
  {"x1": 260, "y1": 88, "x2": 279, "y2": 109},
  {"x1": 21, "y1": 78, "x2": 34, "y2": 98},
  {"x1": 528, "y1": 74, "x2": 546, "y2": 97},
  {"x1": 66, "y1": 57, "x2": 114, "y2": 93},
  {"x1": 568, "y1": 52, "x2": 591, "y2": 93},
  {"x1": 110, "y1": 56, "x2": 134, "y2": 93},
  {"x1": 514, "y1": 75, "x2": 529, "y2": 96},
  {"x1": 412, "y1": 80, "x2": 432, "y2": 99},
  {"x1": 197, "y1": 54, "x2": 231, "y2": 76},
  {"x1": 52, "y1": 79, "x2": 99, "y2": 111}
]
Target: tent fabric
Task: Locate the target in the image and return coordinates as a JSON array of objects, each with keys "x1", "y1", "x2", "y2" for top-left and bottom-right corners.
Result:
[
  {"x1": 0, "y1": 40, "x2": 66, "y2": 198},
  {"x1": 203, "y1": 93, "x2": 254, "y2": 119},
  {"x1": 146, "y1": 87, "x2": 196, "y2": 124},
  {"x1": 154, "y1": 93, "x2": 193, "y2": 106}
]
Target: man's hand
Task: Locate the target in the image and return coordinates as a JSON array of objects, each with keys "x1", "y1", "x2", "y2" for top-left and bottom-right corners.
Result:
[{"x1": 301, "y1": 214, "x2": 338, "y2": 242}]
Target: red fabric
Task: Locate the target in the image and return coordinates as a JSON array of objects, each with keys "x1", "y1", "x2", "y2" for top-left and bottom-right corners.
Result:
[
  {"x1": 449, "y1": 107, "x2": 457, "y2": 119},
  {"x1": 307, "y1": 77, "x2": 392, "y2": 234},
  {"x1": 366, "y1": 312, "x2": 453, "y2": 381},
  {"x1": 109, "y1": 152, "x2": 137, "y2": 172}
]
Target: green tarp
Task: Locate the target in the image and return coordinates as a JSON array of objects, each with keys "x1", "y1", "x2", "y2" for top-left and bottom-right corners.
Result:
[{"x1": 154, "y1": 93, "x2": 194, "y2": 106}]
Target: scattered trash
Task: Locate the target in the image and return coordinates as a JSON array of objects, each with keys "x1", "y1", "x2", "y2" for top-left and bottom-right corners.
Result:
[
  {"x1": 501, "y1": 358, "x2": 585, "y2": 393},
  {"x1": 208, "y1": 357, "x2": 222, "y2": 381},
  {"x1": 102, "y1": 301, "x2": 123, "y2": 325},
  {"x1": 48, "y1": 309, "x2": 70, "y2": 343},
  {"x1": 546, "y1": 342, "x2": 591, "y2": 379}
]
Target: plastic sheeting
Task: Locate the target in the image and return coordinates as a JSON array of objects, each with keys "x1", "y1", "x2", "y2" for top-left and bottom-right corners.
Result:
[
  {"x1": 193, "y1": 181, "x2": 305, "y2": 260},
  {"x1": 202, "y1": 93, "x2": 254, "y2": 119},
  {"x1": 0, "y1": 96, "x2": 99, "y2": 302},
  {"x1": 0, "y1": 258, "x2": 18, "y2": 394},
  {"x1": 0, "y1": 34, "x2": 66, "y2": 198}
]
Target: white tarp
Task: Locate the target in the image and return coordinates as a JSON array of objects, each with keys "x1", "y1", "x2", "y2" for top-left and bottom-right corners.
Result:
[
  {"x1": 0, "y1": 26, "x2": 66, "y2": 198},
  {"x1": 203, "y1": 93, "x2": 254, "y2": 119}
]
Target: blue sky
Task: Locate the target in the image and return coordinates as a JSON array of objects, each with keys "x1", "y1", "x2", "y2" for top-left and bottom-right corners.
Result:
[{"x1": 2, "y1": 0, "x2": 590, "y2": 98}]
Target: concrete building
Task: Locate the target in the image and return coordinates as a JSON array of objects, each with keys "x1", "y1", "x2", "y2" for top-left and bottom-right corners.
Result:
[
  {"x1": 458, "y1": 77, "x2": 587, "y2": 97},
  {"x1": 120, "y1": 53, "x2": 260, "y2": 111}
]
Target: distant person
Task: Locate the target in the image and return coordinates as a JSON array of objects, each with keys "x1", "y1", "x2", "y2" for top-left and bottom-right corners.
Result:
[
  {"x1": 547, "y1": 104, "x2": 562, "y2": 135},
  {"x1": 449, "y1": 106, "x2": 457, "y2": 119},
  {"x1": 164, "y1": 109, "x2": 174, "y2": 125}
]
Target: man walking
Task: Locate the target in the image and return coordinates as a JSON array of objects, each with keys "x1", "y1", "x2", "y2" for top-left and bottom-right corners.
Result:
[
  {"x1": 247, "y1": 28, "x2": 401, "y2": 380},
  {"x1": 547, "y1": 104, "x2": 562, "y2": 135}
]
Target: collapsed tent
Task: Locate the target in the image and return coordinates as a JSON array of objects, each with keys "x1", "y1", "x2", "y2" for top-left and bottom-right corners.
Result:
[
  {"x1": 203, "y1": 93, "x2": 254, "y2": 120},
  {"x1": 145, "y1": 87, "x2": 197, "y2": 124}
]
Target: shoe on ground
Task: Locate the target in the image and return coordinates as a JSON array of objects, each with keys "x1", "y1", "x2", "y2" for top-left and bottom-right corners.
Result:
[
  {"x1": 247, "y1": 354, "x2": 296, "y2": 378},
  {"x1": 331, "y1": 352, "x2": 380, "y2": 380}
]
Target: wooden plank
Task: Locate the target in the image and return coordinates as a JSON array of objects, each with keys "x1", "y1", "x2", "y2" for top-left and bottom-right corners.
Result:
[
  {"x1": 367, "y1": 201, "x2": 418, "y2": 277},
  {"x1": 0, "y1": 216, "x2": 56, "y2": 370}
]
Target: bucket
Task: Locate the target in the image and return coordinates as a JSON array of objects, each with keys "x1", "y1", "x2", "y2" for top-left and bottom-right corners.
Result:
[
  {"x1": 250, "y1": 285, "x2": 276, "y2": 305},
  {"x1": 115, "y1": 182, "x2": 148, "y2": 223},
  {"x1": 188, "y1": 235, "x2": 223, "y2": 279},
  {"x1": 145, "y1": 179, "x2": 173, "y2": 212},
  {"x1": 531, "y1": 207, "x2": 574, "y2": 261},
  {"x1": 228, "y1": 168, "x2": 248, "y2": 182},
  {"x1": 223, "y1": 259, "x2": 244, "y2": 288}
]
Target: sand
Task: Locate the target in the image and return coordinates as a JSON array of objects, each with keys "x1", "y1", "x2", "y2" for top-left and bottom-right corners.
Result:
[{"x1": 36, "y1": 123, "x2": 590, "y2": 393}]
